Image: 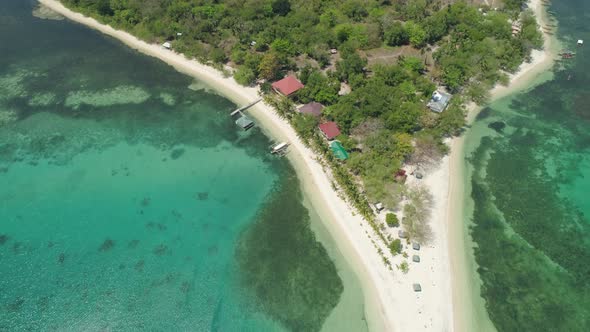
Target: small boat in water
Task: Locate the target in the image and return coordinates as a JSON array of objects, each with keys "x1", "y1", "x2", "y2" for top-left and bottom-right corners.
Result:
[{"x1": 270, "y1": 142, "x2": 289, "y2": 155}]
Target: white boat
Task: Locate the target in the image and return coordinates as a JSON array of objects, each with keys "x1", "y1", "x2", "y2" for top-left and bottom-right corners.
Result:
[{"x1": 271, "y1": 142, "x2": 289, "y2": 154}]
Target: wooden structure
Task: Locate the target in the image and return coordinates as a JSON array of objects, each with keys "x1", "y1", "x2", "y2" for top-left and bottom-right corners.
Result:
[
  {"x1": 230, "y1": 98, "x2": 261, "y2": 116},
  {"x1": 234, "y1": 113, "x2": 254, "y2": 130}
]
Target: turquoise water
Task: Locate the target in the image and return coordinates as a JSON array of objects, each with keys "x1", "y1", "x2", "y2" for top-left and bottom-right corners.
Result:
[
  {"x1": 0, "y1": 1, "x2": 354, "y2": 330},
  {"x1": 464, "y1": 0, "x2": 590, "y2": 330}
]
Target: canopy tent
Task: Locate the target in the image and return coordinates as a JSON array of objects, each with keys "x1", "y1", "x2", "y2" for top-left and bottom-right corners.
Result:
[{"x1": 330, "y1": 141, "x2": 349, "y2": 160}]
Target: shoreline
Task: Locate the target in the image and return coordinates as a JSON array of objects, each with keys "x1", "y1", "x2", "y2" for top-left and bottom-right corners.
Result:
[
  {"x1": 35, "y1": 0, "x2": 558, "y2": 331},
  {"x1": 447, "y1": 0, "x2": 559, "y2": 331},
  {"x1": 36, "y1": 0, "x2": 397, "y2": 330}
]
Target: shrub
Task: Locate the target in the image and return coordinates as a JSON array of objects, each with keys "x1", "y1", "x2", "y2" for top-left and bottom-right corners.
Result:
[
  {"x1": 399, "y1": 261, "x2": 409, "y2": 274},
  {"x1": 234, "y1": 67, "x2": 256, "y2": 86},
  {"x1": 386, "y1": 213, "x2": 399, "y2": 227},
  {"x1": 389, "y1": 238, "x2": 402, "y2": 255}
]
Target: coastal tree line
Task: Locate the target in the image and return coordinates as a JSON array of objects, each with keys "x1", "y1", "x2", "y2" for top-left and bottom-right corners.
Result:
[{"x1": 61, "y1": 0, "x2": 542, "y2": 249}]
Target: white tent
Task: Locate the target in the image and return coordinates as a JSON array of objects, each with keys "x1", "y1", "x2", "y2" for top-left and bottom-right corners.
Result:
[{"x1": 162, "y1": 42, "x2": 171, "y2": 49}]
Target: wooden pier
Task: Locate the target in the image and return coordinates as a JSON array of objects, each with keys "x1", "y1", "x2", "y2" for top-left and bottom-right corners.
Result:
[
  {"x1": 230, "y1": 98, "x2": 262, "y2": 131},
  {"x1": 230, "y1": 98, "x2": 262, "y2": 116}
]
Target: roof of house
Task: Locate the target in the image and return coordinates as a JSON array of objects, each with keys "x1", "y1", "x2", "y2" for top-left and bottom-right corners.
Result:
[
  {"x1": 235, "y1": 115, "x2": 254, "y2": 130},
  {"x1": 298, "y1": 102, "x2": 324, "y2": 116},
  {"x1": 271, "y1": 76, "x2": 304, "y2": 96},
  {"x1": 319, "y1": 122, "x2": 341, "y2": 140},
  {"x1": 330, "y1": 141, "x2": 349, "y2": 160},
  {"x1": 427, "y1": 90, "x2": 452, "y2": 113}
]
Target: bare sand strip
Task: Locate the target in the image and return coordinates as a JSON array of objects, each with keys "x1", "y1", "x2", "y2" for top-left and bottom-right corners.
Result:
[{"x1": 447, "y1": 0, "x2": 559, "y2": 331}]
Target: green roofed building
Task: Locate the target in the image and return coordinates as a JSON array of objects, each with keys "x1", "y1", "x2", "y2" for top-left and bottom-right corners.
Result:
[{"x1": 330, "y1": 141, "x2": 349, "y2": 160}]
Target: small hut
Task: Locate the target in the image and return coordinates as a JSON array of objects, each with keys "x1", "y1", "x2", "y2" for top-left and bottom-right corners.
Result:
[
  {"x1": 235, "y1": 115, "x2": 254, "y2": 130},
  {"x1": 297, "y1": 102, "x2": 324, "y2": 117},
  {"x1": 318, "y1": 122, "x2": 341, "y2": 140},
  {"x1": 162, "y1": 42, "x2": 172, "y2": 49},
  {"x1": 412, "y1": 255, "x2": 420, "y2": 263},
  {"x1": 413, "y1": 283, "x2": 422, "y2": 292},
  {"x1": 398, "y1": 230, "x2": 408, "y2": 239},
  {"x1": 412, "y1": 242, "x2": 421, "y2": 251},
  {"x1": 427, "y1": 90, "x2": 452, "y2": 113},
  {"x1": 271, "y1": 76, "x2": 304, "y2": 96}
]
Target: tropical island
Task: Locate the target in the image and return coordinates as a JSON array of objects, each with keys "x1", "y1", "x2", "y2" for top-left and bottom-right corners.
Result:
[
  {"x1": 57, "y1": 0, "x2": 541, "y2": 241},
  {"x1": 37, "y1": 0, "x2": 551, "y2": 330}
]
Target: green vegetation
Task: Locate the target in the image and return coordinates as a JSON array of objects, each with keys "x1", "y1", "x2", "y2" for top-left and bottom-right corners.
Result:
[
  {"x1": 403, "y1": 186, "x2": 434, "y2": 244},
  {"x1": 61, "y1": 0, "x2": 543, "y2": 257},
  {"x1": 385, "y1": 213, "x2": 399, "y2": 227},
  {"x1": 389, "y1": 238, "x2": 402, "y2": 255},
  {"x1": 399, "y1": 261, "x2": 409, "y2": 274}
]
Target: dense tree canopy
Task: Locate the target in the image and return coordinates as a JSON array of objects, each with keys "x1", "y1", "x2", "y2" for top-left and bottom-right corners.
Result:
[{"x1": 62, "y1": 0, "x2": 543, "y2": 209}]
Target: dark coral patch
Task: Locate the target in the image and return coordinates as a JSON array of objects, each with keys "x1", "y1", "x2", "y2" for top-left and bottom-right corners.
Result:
[
  {"x1": 153, "y1": 244, "x2": 168, "y2": 256},
  {"x1": 140, "y1": 197, "x2": 151, "y2": 207},
  {"x1": 134, "y1": 260, "x2": 145, "y2": 272},
  {"x1": 98, "y1": 238, "x2": 115, "y2": 252},
  {"x1": 170, "y1": 148, "x2": 185, "y2": 160},
  {"x1": 5, "y1": 297, "x2": 25, "y2": 313},
  {"x1": 488, "y1": 121, "x2": 506, "y2": 133},
  {"x1": 180, "y1": 281, "x2": 191, "y2": 294},
  {"x1": 12, "y1": 242, "x2": 22, "y2": 254}
]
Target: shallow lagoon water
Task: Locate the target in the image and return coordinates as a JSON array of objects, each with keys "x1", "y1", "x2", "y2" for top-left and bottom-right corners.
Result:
[
  {"x1": 0, "y1": 1, "x2": 367, "y2": 331},
  {"x1": 464, "y1": 0, "x2": 590, "y2": 330}
]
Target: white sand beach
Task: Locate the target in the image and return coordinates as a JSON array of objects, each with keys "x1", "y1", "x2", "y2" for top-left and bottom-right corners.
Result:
[{"x1": 37, "y1": 0, "x2": 556, "y2": 331}]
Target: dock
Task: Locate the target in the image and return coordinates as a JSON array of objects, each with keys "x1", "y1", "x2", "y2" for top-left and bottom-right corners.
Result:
[
  {"x1": 230, "y1": 98, "x2": 262, "y2": 116},
  {"x1": 230, "y1": 98, "x2": 262, "y2": 131}
]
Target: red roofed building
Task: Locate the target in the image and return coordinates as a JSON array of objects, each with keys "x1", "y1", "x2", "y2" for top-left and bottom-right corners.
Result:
[
  {"x1": 271, "y1": 76, "x2": 304, "y2": 96},
  {"x1": 319, "y1": 122, "x2": 341, "y2": 140}
]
